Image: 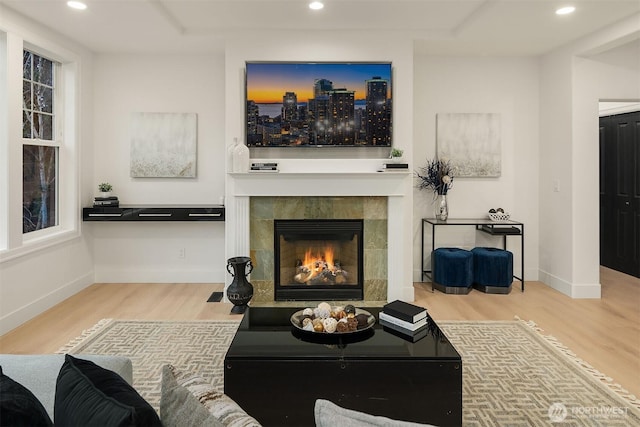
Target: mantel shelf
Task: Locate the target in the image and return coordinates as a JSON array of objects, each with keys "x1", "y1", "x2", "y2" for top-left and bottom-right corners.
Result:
[{"x1": 229, "y1": 171, "x2": 411, "y2": 177}]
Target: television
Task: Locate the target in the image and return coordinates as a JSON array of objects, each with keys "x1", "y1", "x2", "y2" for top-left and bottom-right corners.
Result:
[{"x1": 245, "y1": 61, "x2": 392, "y2": 147}]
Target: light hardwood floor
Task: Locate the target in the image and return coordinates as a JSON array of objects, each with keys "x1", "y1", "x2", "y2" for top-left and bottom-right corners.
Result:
[{"x1": 1, "y1": 267, "x2": 638, "y2": 397}]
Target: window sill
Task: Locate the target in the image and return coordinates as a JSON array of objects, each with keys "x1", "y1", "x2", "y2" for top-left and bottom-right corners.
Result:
[{"x1": 0, "y1": 229, "x2": 81, "y2": 264}]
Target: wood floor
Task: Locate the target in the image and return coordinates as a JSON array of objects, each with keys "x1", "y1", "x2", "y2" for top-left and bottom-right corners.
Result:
[{"x1": 1, "y1": 267, "x2": 638, "y2": 398}]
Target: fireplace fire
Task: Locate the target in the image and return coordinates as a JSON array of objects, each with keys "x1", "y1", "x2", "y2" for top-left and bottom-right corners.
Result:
[{"x1": 274, "y1": 219, "x2": 364, "y2": 301}]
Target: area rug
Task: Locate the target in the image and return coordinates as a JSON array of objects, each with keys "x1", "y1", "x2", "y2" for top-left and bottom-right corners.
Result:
[{"x1": 57, "y1": 319, "x2": 640, "y2": 426}]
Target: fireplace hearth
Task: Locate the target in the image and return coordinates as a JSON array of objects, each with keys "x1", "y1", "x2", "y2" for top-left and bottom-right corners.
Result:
[{"x1": 274, "y1": 219, "x2": 364, "y2": 301}]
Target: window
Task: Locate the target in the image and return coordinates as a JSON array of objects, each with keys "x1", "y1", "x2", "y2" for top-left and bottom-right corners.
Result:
[
  {"x1": 22, "y1": 50, "x2": 59, "y2": 234},
  {"x1": 0, "y1": 31, "x2": 79, "y2": 260}
]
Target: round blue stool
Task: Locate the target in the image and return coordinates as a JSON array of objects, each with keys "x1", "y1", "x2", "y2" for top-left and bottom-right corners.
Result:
[
  {"x1": 471, "y1": 247, "x2": 513, "y2": 294},
  {"x1": 432, "y1": 248, "x2": 473, "y2": 294}
]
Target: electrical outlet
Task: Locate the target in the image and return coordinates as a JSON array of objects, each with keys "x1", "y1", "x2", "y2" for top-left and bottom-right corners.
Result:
[{"x1": 178, "y1": 248, "x2": 185, "y2": 259}]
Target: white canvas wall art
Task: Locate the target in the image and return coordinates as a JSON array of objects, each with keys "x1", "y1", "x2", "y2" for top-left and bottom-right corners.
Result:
[
  {"x1": 130, "y1": 112, "x2": 197, "y2": 178},
  {"x1": 436, "y1": 113, "x2": 501, "y2": 177}
]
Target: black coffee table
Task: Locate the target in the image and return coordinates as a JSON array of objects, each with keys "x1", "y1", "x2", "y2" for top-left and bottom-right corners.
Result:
[{"x1": 224, "y1": 306, "x2": 462, "y2": 427}]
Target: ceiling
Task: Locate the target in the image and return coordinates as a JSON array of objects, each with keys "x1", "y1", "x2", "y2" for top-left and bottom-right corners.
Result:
[{"x1": 2, "y1": 0, "x2": 639, "y2": 56}]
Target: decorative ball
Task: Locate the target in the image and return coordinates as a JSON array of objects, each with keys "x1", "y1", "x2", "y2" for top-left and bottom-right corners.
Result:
[
  {"x1": 303, "y1": 322, "x2": 314, "y2": 332},
  {"x1": 347, "y1": 317, "x2": 358, "y2": 331},
  {"x1": 344, "y1": 304, "x2": 356, "y2": 315},
  {"x1": 302, "y1": 308, "x2": 314, "y2": 317},
  {"x1": 317, "y1": 302, "x2": 332, "y2": 312},
  {"x1": 336, "y1": 321, "x2": 349, "y2": 333},
  {"x1": 323, "y1": 318, "x2": 338, "y2": 333},
  {"x1": 313, "y1": 322, "x2": 324, "y2": 332},
  {"x1": 314, "y1": 307, "x2": 330, "y2": 319},
  {"x1": 355, "y1": 313, "x2": 370, "y2": 328},
  {"x1": 302, "y1": 317, "x2": 313, "y2": 327}
]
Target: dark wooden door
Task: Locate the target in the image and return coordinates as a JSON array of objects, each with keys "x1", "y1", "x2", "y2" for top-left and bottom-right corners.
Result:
[{"x1": 599, "y1": 111, "x2": 640, "y2": 278}]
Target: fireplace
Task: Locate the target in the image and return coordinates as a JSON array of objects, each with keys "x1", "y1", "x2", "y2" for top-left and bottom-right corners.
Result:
[{"x1": 274, "y1": 219, "x2": 364, "y2": 301}]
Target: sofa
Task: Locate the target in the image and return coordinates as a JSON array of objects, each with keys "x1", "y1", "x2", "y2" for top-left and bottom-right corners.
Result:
[
  {"x1": 0, "y1": 353, "x2": 133, "y2": 421},
  {"x1": 1, "y1": 354, "x2": 436, "y2": 427}
]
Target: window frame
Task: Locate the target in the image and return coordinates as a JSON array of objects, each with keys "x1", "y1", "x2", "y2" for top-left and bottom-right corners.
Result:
[
  {"x1": 0, "y1": 33, "x2": 81, "y2": 262},
  {"x1": 22, "y1": 49, "x2": 61, "y2": 236}
]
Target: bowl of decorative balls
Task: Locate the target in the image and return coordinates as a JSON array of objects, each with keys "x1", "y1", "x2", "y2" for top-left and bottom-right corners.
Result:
[
  {"x1": 290, "y1": 302, "x2": 376, "y2": 335},
  {"x1": 488, "y1": 208, "x2": 510, "y2": 222}
]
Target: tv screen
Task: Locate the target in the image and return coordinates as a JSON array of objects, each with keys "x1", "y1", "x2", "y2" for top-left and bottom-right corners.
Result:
[{"x1": 245, "y1": 62, "x2": 392, "y2": 147}]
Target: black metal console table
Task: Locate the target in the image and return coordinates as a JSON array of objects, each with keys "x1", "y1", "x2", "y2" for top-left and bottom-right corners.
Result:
[
  {"x1": 421, "y1": 218, "x2": 524, "y2": 291},
  {"x1": 82, "y1": 205, "x2": 225, "y2": 221}
]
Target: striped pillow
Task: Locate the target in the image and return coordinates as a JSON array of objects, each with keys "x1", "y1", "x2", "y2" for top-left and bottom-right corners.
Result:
[{"x1": 161, "y1": 365, "x2": 261, "y2": 427}]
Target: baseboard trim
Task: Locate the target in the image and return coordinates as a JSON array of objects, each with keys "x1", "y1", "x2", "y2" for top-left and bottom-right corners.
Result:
[
  {"x1": 538, "y1": 270, "x2": 601, "y2": 299},
  {"x1": 0, "y1": 272, "x2": 93, "y2": 335},
  {"x1": 94, "y1": 268, "x2": 224, "y2": 283}
]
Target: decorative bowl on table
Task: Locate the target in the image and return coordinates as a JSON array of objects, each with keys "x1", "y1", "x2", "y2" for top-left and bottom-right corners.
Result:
[
  {"x1": 488, "y1": 211, "x2": 510, "y2": 222},
  {"x1": 290, "y1": 302, "x2": 375, "y2": 335}
]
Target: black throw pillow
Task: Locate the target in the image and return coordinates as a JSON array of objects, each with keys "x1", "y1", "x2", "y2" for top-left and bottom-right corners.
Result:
[
  {"x1": 54, "y1": 354, "x2": 161, "y2": 427},
  {"x1": 0, "y1": 366, "x2": 53, "y2": 427}
]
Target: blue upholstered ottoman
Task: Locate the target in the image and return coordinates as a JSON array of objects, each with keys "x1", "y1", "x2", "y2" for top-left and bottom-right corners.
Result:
[
  {"x1": 432, "y1": 248, "x2": 473, "y2": 294},
  {"x1": 471, "y1": 247, "x2": 513, "y2": 294}
]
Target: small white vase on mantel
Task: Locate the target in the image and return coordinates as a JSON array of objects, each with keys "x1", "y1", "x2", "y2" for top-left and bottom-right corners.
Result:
[{"x1": 232, "y1": 140, "x2": 250, "y2": 173}]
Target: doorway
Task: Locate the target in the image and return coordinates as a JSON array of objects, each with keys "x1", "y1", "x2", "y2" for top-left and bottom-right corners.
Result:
[{"x1": 599, "y1": 110, "x2": 640, "y2": 278}]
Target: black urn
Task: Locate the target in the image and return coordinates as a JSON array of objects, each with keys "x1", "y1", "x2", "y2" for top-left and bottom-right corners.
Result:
[{"x1": 226, "y1": 256, "x2": 254, "y2": 314}]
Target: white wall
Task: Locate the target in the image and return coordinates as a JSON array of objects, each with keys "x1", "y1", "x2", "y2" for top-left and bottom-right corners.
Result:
[
  {"x1": 223, "y1": 33, "x2": 415, "y2": 295},
  {"x1": 90, "y1": 54, "x2": 227, "y2": 282},
  {"x1": 539, "y1": 13, "x2": 640, "y2": 298},
  {"x1": 0, "y1": 6, "x2": 95, "y2": 335},
  {"x1": 412, "y1": 55, "x2": 540, "y2": 282}
]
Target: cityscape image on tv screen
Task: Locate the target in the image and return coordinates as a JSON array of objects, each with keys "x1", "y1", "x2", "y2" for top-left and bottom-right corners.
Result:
[{"x1": 245, "y1": 62, "x2": 392, "y2": 147}]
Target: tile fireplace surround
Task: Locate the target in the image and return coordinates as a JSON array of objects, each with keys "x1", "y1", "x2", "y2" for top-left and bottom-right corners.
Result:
[
  {"x1": 251, "y1": 196, "x2": 384, "y2": 303},
  {"x1": 225, "y1": 160, "x2": 414, "y2": 304}
]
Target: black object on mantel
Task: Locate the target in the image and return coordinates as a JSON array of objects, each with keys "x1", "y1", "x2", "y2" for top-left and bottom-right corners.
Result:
[{"x1": 226, "y1": 257, "x2": 254, "y2": 314}]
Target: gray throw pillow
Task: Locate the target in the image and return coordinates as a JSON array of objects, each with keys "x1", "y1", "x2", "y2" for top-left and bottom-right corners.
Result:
[
  {"x1": 160, "y1": 365, "x2": 225, "y2": 427},
  {"x1": 314, "y1": 399, "x2": 438, "y2": 427},
  {"x1": 160, "y1": 364, "x2": 261, "y2": 427}
]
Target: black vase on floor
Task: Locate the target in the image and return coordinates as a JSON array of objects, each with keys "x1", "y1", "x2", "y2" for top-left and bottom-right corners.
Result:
[{"x1": 226, "y1": 256, "x2": 254, "y2": 314}]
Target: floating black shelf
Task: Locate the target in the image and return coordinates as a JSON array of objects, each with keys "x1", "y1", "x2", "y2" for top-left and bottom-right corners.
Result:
[{"x1": 82, "y1": 205, "x2": 225, "y2": 222}]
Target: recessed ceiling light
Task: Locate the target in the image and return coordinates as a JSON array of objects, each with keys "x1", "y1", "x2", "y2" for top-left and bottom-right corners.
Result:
[
  {"x1": 555, "y1": 6, "x2": 575, "y2": 15},
  {"x1": 309, "y1": 1, "x2": 324, "y2": 10},
  {"x1": 67, "y1": 1, "x2": 87, "y2": 10}
]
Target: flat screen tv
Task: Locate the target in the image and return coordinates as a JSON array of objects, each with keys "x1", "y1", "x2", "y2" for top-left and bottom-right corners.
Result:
[{"x1": 245, "y1": 61, "x2": 392, "y2": 147}]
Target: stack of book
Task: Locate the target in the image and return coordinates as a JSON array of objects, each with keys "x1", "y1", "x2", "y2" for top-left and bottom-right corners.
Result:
[
  {"x1": 93, "y1": 196, "x2": 119, "y2": 207},
  {"x1": 250, "y1": 162, "x2": 279, "y2": 172},
  {"x1": 378, "y1": 163, "x2": 409, "y2": 172},
  {"x1": 379, "y1": 300, "x2": 428, "y2": 341}
]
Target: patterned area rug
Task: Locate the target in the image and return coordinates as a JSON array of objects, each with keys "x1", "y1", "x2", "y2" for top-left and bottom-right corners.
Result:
[{"x1": 57, "y1": 319, "x2": 640, "y2": 426}]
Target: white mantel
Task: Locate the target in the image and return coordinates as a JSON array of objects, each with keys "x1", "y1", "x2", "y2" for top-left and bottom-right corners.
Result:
[{"x1": 225, "y1": 159, "x2": 414, "y2": 302}]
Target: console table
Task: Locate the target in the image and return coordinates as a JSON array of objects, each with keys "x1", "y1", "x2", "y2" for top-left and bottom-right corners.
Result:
[
  {"x1": 82, "y1": 205, "x2": 224, "y2": 221},
  {"x1": 421, "y1": 218, "x2": 524, "y2": 291}
]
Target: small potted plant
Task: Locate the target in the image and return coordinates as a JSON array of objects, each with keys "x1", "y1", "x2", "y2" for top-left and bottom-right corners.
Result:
[
  {"x1": 98, "y1": 182, "x2": 113, "y2": 197},
  {"x1": 389, "y1": 148, "x2": 404, "y2": 162}
]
